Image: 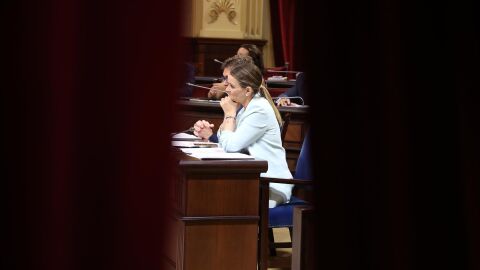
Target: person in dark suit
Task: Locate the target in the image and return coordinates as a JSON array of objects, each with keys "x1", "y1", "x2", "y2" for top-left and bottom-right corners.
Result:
[
  {"x1": 208, "y1": 44, "x2": 265, "y2": 100},
  {"x1": 276, "y1": 71, "x2": 306, "y2": 106},
  {"x1": 179, "y1": 62, "x2": 195, "y2": 97}
]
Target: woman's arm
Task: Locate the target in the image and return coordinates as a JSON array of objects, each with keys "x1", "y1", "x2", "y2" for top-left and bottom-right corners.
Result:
[{"x1": 219, "y1": 108, "x2": 268, "y2": 152}]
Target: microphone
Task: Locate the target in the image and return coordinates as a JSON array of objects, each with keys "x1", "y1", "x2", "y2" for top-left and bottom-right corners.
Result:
[
  {"x1": 180, "y1": 126, "x2": 195, "y2": 133},
  {"x1": 272, "y1": 96, "x2": 305, "y2": 105},
  {"x1": 172, "y1": 126, "x2": 195, "y2": 135},
  {"x1": 186, "y1": 83, "x2": 228, "y2": 93},
  {"x1": 214, "y1": 59, "x2": 224, "y2": 65}
]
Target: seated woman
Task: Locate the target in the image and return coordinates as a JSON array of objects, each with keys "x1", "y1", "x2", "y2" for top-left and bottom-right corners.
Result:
[{"x1": 195, "y1": 55, "x2": 293, "y2": 208}]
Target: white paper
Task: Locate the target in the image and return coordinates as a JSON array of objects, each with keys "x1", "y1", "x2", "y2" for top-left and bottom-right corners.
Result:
[
  {"x1": 189, "y1": 98, "x2": 220, "y2": 103},
  {"x1": 171, "y1": 132, "x2": 200, "y2": 141},
  {"x1": 267, "y1": 76, "x2": 288, "y2": 82},
  {"x1": 191, "y1": 141, "x2": 219, "y2": 147},
  {"x1": 188, "y1": 152, "x2": 254, "y2": 160},
  {"x1": 172, "y1": 141, "x2": 196, "y2": 147},
  {"x1": 172, "y1": 141, "x2": 219, "y2": 148},
  {"x1": 181, "y1": 147, "x2": 225, "y2": 154}
]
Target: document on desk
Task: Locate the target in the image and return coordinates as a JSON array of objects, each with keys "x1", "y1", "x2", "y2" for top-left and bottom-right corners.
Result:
[
  {"x1": 171, "y1": 132, "x2": 201, "y2": 141},
  {"x1": 172, "y1": 141, "x2": 218, "y2": 148},
  {"x1": 188, "y1": 151, "x2": 255, "y2": 160},
  {"x1": 188, "y1": 98, "x2": 221, "y2": 103},
  {"x1": 176, "y1": 143, "x2": 254, "y2": 159},
  {"x1": 180, "y1": 147, "x2": 224, "y2": 154}
]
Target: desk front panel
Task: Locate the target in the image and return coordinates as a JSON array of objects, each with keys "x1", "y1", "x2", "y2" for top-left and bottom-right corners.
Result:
[
  {"x1": 169, "y1": 156, "x2": 268, "y2": 270},
  {"x1": 179, "y1": 221, "x2": 258, "y2": 270}
]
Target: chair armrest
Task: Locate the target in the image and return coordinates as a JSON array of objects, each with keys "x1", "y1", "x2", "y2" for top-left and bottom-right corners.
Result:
[
  {"x1": 257, "y1": 177, "x2": 313, "y2": 270},
  {"x1": 260, "y1": 177, "x2": 314, "y2": 203}
]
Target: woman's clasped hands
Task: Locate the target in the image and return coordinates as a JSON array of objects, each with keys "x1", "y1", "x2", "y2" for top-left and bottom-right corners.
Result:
[{"x1": 193, "y1": 120, "x2": 214, "y2": 140}]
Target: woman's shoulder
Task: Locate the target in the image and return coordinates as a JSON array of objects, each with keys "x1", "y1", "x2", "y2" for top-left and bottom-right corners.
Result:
[
  {"x1": 249, "y1": 96, "x2": 270, "y2": 109},
  {"x1": 244, "y1": 97, "x2": 276, "y2": 119},
  {"x1": 243, "y1": 98, "x2": 269, "y2": 115}
]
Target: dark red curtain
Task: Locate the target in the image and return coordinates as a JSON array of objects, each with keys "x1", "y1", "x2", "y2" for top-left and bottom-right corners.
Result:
[
  {"x1": 299, "y1": 0, "x2": 480, "y2": 269},
  {"x1": 2, "y1": 1, "x2": 183, "y2": 269},
  {"x1": 269, "y1": 0, "x2": 298, "y2": 70}
]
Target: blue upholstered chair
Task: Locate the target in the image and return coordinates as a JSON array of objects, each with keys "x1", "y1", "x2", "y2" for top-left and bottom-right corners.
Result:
[{"x1": 258, "y1": 131, "x2": 313, "y2": 270}]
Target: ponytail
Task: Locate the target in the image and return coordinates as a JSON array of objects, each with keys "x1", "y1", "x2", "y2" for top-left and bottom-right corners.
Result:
[{"x1": 259, "y1": 82, "x2": 283, "y2": 128}]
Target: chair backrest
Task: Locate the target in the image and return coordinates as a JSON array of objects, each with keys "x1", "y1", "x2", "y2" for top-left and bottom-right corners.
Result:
[
  {"x1": 294, "y1": 131, "x2": 312, "y2": 180},
  {"x1": 280, "y1": 112, "x2": 291, "y2": 142}
]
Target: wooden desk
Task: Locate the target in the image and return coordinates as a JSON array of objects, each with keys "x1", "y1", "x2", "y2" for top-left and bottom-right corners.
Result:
[
  {"x1": 194, "y1": 76, "x2": 295, "y2": 88},
  {"x1": 176, "y1": 99, "x2": 309, "y2": 171},
  {"x1": 191, "y1": 77, "x2": 295, "y2": 98},
  {"x1": 191, "y1": 86, "x2": 288, "y2": 98},
  {"x1": 265, "y1": 79, "x2": 296, "y2": 88},
  {"x1": 186, "y1": 37, "x2": 267, "y2": 77},
  {"x1": 166, "y1": 151, "x2": 268, "y2": 270}
]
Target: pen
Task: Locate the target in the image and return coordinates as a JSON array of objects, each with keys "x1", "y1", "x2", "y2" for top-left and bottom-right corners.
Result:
[{"x1": 173, "y1": 126, "x2": 194, "y2": 134}]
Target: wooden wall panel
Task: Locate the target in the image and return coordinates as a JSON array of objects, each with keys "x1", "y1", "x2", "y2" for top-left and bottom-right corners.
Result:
[{"x1": 186, "y1": 37, "x2": 267, "y2": 77}]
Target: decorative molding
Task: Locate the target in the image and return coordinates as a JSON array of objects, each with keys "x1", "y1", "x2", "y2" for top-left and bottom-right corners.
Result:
[
  {"x1": 192, "y1": 0, "x2": 268, "y2": 41},
  {"x1": 207, "y1": 0, "x2": 237, "y2": 25},
  {"x1": 243, "y1": 0, "x2": 263, "y2": 39}
]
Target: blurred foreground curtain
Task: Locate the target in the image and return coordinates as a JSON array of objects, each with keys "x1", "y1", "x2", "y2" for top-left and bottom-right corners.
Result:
[
  {"x1": 2, "y1": 1, "x2": 183, "y2": 269},
  {"x1": 298, "y1": 0, "x2": 480, "y2": 269}
]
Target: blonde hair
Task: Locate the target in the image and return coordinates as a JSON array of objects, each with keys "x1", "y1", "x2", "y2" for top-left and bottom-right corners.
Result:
[
  {"x1": 222, "y1": 55, "x2": 283, "y2": 127},
  {"x1": 258, "y1": 81, "x2": 283, "y2": 128}
]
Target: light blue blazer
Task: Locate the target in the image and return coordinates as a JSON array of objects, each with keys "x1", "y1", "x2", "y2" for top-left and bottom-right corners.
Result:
[{"x1": 218, "y1": 94, "x2": 293, "y2": 202}]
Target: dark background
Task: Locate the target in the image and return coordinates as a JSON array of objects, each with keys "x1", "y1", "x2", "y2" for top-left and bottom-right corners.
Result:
[{"x1": 298, "y1": 1, "x2": 479, "y2": 269}]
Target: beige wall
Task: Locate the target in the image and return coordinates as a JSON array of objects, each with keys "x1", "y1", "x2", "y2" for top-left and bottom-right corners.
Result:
[{"x1": 183, "y1": 0, "x2": 275, "y2": 68}]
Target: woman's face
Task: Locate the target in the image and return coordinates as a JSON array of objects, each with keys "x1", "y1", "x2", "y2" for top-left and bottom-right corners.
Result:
[{"x1": 223, "y1": 68, "x2": 248, "y2": 104}]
